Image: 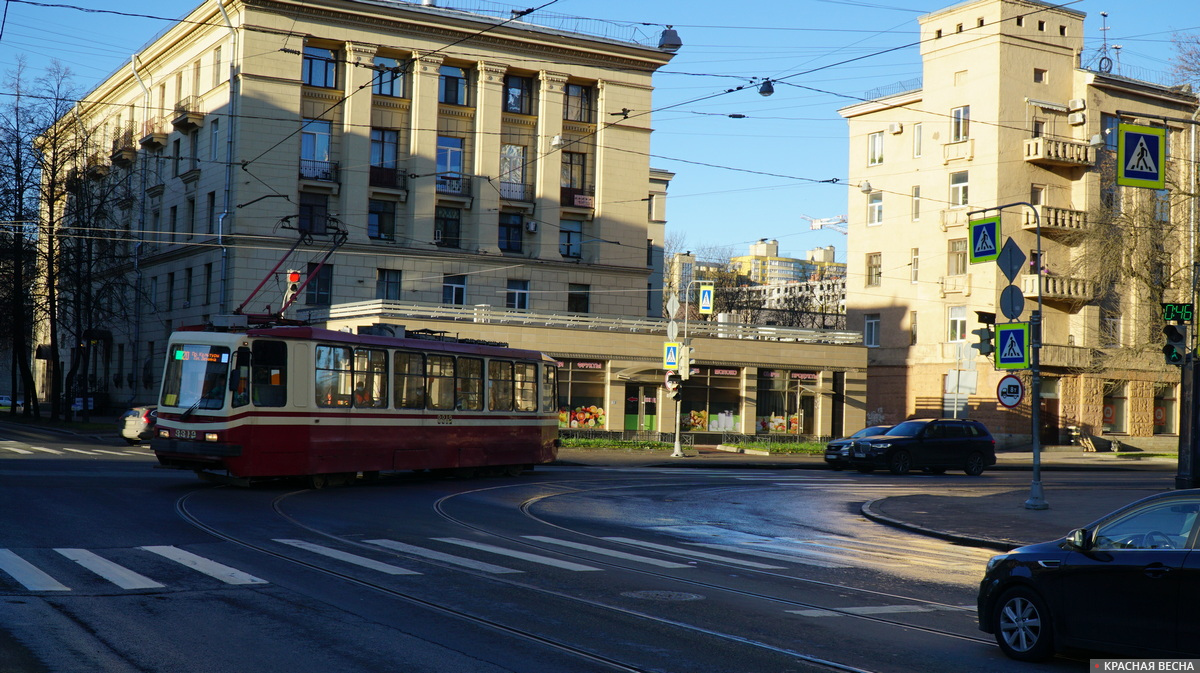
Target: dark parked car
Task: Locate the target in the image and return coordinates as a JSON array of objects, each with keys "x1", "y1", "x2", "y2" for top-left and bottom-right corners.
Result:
[
  {"x1": 824, "y1": 425, "x2": 892, "y2": 470},
  {"x1": 978, "y1": 490, "x2": 1200, "y2": 661},
  {"x1": 848, "y1": 418, "x2": 995, "y2": 475},
  {"x1": 118, "y1": 405, "x2": 157, "y2": 445}
]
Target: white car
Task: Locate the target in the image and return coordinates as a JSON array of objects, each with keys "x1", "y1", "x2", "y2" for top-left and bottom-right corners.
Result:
[
  {"x1": 118, "y1": 406, "x2": 157, "y2": 445},
  {"x1": 0, "y1": 395, "x2": 21, "y2": 409}
]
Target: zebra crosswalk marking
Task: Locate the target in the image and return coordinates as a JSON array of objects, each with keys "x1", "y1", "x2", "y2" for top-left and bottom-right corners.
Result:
[
  {"x1": 522, "y1": 536, "x2": 694, "y2": 568},
  {"x1": 788, "y1": 604, "x2": 975, "y2": 618},
  {"x1": 62, "y1": 448, "x2": 96, "y2": 455},
  {"x1": 26, "y1": 446, "x2": 62, "y2": 454},
  {"x1": 365, "y1": 539, "x2": 521, "y2": 574},
  {"x1": 1, "y1": 446, "x2": 32, "y2": 454},
  {"x1": 602, "y1": 537, "x2": 787, "y2": 569},
  {"x1": 55, "y1": 549, "x2": 165, "y2": 590},
  {"x1": 688, "y1": 542, "x2": 849, "y2": 569},
  {"x1": 434, "y1": 538, "x2": 602, "y2": 571},
  {"x1": 274, "y1": 539, "x2": 421, "y2": 575},
  {"x1": 139, "y1": 546, "x2": 268, "y2": 585},
  {"x1": 0, "y1": 549, "x2": 70, "y2": 591}
]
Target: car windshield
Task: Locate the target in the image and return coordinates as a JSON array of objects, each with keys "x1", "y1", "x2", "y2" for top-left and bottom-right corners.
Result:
[
  {"x1": 885, "y1": 420, "x2": 928, "y2": 436},
  {"x1": 160, "y1": 344, "x2": 231, "y2": 410},
  {"x1": 851, "y1": 425, "x2": 889, "y2": 438}
]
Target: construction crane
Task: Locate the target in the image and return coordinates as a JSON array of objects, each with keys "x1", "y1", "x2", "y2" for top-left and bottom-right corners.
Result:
[{"x1": 800, "y1": 214, "x2": 848, "y2": 234}]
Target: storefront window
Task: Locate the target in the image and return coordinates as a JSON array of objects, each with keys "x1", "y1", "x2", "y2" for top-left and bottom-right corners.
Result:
[
  {"x1": 1154, "y1": 384, "x2": 1177, "y2": 435},
  {"x1": 679, "y1": 367, "x2": 741, "y2": 431},
  {"x1": 1102, "y1": 380, "x2": 1127, "y2": 434},
  {"x1": 756, "y1": 370, "x2": 820, "y2": 434},
  {"x1": 557, "y1": 360, "x2": 606, "y2": 428}
]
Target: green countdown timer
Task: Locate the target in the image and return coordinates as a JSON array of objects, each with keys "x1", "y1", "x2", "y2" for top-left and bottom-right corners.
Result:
[{"x1": 1162, "y1": 303, "x2": 1194, "y2": 323}]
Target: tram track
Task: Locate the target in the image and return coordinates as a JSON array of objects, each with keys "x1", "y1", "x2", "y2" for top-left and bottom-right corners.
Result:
[{"x1": 172, "y1": 472, "x2": 1005, "y2": 673}]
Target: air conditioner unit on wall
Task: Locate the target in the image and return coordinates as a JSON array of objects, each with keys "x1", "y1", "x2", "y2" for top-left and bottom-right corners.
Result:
[
  {"x1": 1067, "y1": 98, "x2": 1086, "y2": 112},
  {"x1": 888, "y1": 122, "x2": 903, "y2": 134},
  {"x1": 1067, "y1": 112, "x2": 1086, "y2": 126},
  {"x1": 525, "y1": 220, "x2": 538, "y2": 233}
]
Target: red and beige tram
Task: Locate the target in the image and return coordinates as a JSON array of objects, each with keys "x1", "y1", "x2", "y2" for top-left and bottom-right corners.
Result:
[{"x1": 151, "y1": 325, "x2": 559, "y2": 485}]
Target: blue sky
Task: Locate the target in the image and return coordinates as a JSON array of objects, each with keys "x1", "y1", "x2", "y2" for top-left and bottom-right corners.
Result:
[{"x1": 1, "y1": 0, "x2": 1196, "y2": 261}]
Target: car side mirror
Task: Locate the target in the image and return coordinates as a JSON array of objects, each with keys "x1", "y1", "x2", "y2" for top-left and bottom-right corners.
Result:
[{"x1": 1065, "y1": 528, "x2": 1091, "y2": 551}]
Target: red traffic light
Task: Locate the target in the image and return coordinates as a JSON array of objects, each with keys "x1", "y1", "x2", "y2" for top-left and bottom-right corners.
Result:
[{"x1": 287, "y1": 270, "x2": 301, "y2": 283}]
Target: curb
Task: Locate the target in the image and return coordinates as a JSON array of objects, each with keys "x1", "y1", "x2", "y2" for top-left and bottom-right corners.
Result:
[{"x1": 860, "y1": 498, "x2": 1020, "y2": 552}]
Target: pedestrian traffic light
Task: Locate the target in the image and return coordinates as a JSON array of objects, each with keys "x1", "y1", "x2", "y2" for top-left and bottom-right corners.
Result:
[
  {"x1": 666, "y1": 371, "x2": 683, "y2": 400},
  {"x1": 1163, "y1": 324, "x2": 1188, "y2": 365},
  {"x1": 679, "y1": 345, "x2": 693, "y2": 380},
  {"x1": 970, "y1": 326, "x2": 995, "y2": 356}
]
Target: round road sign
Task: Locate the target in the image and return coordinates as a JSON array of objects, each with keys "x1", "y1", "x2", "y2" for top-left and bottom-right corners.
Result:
[{"x1": 997, "y1": 374, "x2": 1024, "y2": 408}]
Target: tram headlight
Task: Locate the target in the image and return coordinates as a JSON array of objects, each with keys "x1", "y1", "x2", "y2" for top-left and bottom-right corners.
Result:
[
  {"x1": 158, "y1": 429, "x2": 170, "y2": 439},
  {"x1": 204, "y1": 432, "x2": 219, "y2": 442}
]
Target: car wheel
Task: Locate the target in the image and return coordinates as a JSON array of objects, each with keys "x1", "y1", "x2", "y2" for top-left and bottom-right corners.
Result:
[
  {"x1": 994, "y1": 587, "x2": 1055, "y2": 662},
  {"x1": 887, "y1": 450, "x2": 912, "y2": 475},
  {"x1": 964, "y1": 452, "x2": 987, "y2": 476}
]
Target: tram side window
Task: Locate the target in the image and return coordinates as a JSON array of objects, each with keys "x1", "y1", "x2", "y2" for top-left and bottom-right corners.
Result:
[
  {"x1": 427, "y1": 355, "x2": 455, "y2": 410},
  {"x1": 458, "y1": 357, "x2": 483, "y2": 411},
  {"x1": 489, "y1": 360, "x2": 514, "y2": 411},
  {"x1": 394, "y1": 351, "x2": 425, "y2": 409},
  {"x1": 354, "y1": 348, "x2": 388, "y2": 408},
  {"x1": 315, "y1": 345, "x2": 352, "y2": 407},
  {"x1": 252, "y1": 340, "x2": 287, "y2": 407},
  {"x1": 541, "y1": 364, "x2": 557, "y2": 412},
  {"x1": 515, "y1": 363, "x2": 537, "y2": 411}
]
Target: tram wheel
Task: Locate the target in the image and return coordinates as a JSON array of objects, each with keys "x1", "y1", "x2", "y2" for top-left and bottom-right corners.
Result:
[{"x1": 309, "y1": 474, "x2": 328, "y2": 489}]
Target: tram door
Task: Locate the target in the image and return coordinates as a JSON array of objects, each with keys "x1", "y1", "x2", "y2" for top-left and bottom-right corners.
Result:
[{"x1": 623, "y1": 385, "x2": 658, "y2": 432}]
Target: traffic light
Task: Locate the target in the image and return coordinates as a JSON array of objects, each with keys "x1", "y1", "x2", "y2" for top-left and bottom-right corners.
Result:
[
  {"x1": 1163, "y1": 324, "x2": 1188, "y2": 365},
  {"x1": 666, "y1": 371, "x2": 683, "y2": 400},
  {"x1": 679, "y1": 345, "x2": 693, "y2": 380},
  {"x1": 970, "y1": 326, "x2": 995, "y2": 356},
  {"x1": 282, "y1": 269, "x2": 302, "y2": 308}
]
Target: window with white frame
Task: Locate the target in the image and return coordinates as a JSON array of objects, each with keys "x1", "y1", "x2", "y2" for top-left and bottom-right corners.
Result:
[
  {"x1": 1102, "y1": 381, "x2": 1127, "y2": 434},
  {"x1": 912, "y1": 122, "x2": 922, "y2": 157},
  {"x1": 949, "y1": 171, "x2": 968, "y2": 207},
  {"x1": 560, "y1": 220, "x2": 583, "y2": 258},
  {"x1": 867, "y1": 191, "x2": 883, "y2": 225},
  {"x1": 948, "y1": 238, "x2": 968, "y2": 276},
  {"x1": 866, "y1": 252, "x2": 882, "y2": 286},
  {"x1": 442, "y1": 274, "x2": 466, "y2": 305},
  {"x1": 947, "y1": 305, "x2": 967, "y2": 342},
  {"x1": 506, "y1": 279, "x2": 529, "y2": 310},
  {"x1": 868, "y1": 131, "x2": 884, "y2": 165},
  {"x1": 910, "y1": 311, "x2": 918, "y2": 345},
  {"x1": 864, "y1": 314, "x2": 880, "y2": 347},
  {"x1": 910, "y1": 248, "x2": 919, "y2": 283},
  {"x1": 911, "y1": 185, "x2": 921, "y2": 221},
  {"x1": 376, "y1": 269, "x2": 401, "y2": 301},
  {"x1": 302, "y1": 46, "x2": 337, "y2": 88},
  {"x1": 951, "y1": 105, "x2": 970, "y2": 142}
]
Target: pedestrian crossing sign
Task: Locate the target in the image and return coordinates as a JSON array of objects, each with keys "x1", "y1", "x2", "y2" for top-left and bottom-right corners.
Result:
[
  {"x1": 1117, "y1": 123, "x2": 1165, "y2": 189},
  {"x1": 995, "y1": 322, "x2": 1030, "y2": 370},
  {"x1": 969, "y1": 216, "x2": 1000, "y2": 264},
  {"x1": 663, "y1": 342, "x2": 680, "y2": 370}
]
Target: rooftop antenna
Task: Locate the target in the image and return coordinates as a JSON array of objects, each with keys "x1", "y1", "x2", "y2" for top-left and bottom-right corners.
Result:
[{"x1": 1097, "y1": 11, "x2": 1113, "y2": 73}]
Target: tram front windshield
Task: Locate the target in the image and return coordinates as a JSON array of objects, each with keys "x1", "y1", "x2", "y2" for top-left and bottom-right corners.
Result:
[{"x1": 161, "y1": 344, "x2": 231, "y2": 410}]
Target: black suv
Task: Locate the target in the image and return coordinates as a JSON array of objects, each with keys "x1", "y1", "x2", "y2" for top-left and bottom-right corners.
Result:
[{"x1": 848, "y1": 418, "x2": 995, "y2": 475}]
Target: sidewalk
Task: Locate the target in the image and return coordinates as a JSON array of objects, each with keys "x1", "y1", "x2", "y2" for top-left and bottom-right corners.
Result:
[{"x1": 554, "y1": 445, "x2": 1179, "y2": 550}]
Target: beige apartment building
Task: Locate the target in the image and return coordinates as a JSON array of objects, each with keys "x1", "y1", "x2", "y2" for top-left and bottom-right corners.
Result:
[
  {"x1": 38, "y1": 0, "x2": 867, "y2": 437},
  {"x1": 841, "y1": 0, "x2": 1197, "y2": 447}
]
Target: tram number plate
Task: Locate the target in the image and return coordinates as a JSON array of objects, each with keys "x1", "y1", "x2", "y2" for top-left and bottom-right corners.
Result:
[
  {"x1": 436, "y1": 415, "x2": 454, "y2": 425},
  {"x1": 176, "y1": 429, "x2": 196, "y2": 440}
]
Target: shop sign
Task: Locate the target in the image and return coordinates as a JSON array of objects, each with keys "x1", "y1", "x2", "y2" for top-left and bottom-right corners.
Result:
[
  {"x1": 790, "y1": 371, "x2": 818, "y2": 381},
  {"x1": 574, "y1": 361, "x2": 604, "y2": 370},
  {"x1": 712, "y1": 368, "x2": 738, "y2": 376}
]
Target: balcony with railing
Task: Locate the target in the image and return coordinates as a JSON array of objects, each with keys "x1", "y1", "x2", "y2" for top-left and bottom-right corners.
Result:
[
  {"x1": 561, "y1": 185, "x2": 595, "y2": 208},
  {"x1": 1022, "y1": 204, "x2": 1088, "y2": 237},
  {"x1": 369, "y1": 165, "x2": 407, "y2": 191},
  {"x1": 500, "y1": 181, "x2": 533, "y2": 202},
  {"x1": 436, "y1": 174, "x2": 472, "y2": 196},
  {"x1": 171, "y1": 96, "x2": 206, "y2": 132},
  {"x1": 1023, "y1": 137, "x2": 1093, "y2": 168},
  {"x1": 110, "y1": 124, "x2": 136, "y2": 166},
  {"x1": 85, "y1": 152, "x2": 110, "y2": 180},
  {"x1": 139, "y1": 117, "x2": 167, "y2": 150},
  {"x1": 300, "y1": 159, "x2": 339, "y2": 182},
  {"x1": 1021, "y1": 273, "x2": 1097, "y2": 306}
]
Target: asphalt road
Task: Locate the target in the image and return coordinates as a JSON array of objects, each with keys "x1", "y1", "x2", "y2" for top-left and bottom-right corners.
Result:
[{"x1": 0, "y1": 428, "x2": 1122, "y2": 672}]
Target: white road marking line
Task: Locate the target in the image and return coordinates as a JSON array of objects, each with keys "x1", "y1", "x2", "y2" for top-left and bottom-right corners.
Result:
[
  {"x1": 688, "y1": 542, "x2": 849, "y2": 569},
  {"x1": 364, "y1": 539, "x2": 521, "y2": 574},
  {"x1": 274, "y1": 539, "x2": 421, "y2": 575},
  {"x1": 788, "y1": 604, "x2": 976, "y2": 618},
  {"x1": 1, "y1": 446, "x2": 32, "y2": 454},
  {"x1": 138, "y1": 546, "x2": 268, "y2": 585},
  {"x1": 124, "y1": 450, "x2": 153, "y2": 456},
  {"x1": 522, "y1": 536, "x2": 694, "y2": 569},
  {"x1": 62, "y1": 448, "x2": 97, "y2": 455},
  {"x1": 54, "y1": 549, "x2": 165, "y2": 590},
  {"x1": 0, "y1": 549, "x2": 70, "y2": 591},
  {"x1": 95, "y1": 450, "x2": 132, "y2": 456},
  {"x1": 434, "y1": 538, "x2": 602, "y2": 571},
  {"x1": 26, "y1": 446, "x2": 62, "y2": 454},
  {"x1": 601, "y1": 537, "x2": 787, "y2": 569}
]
